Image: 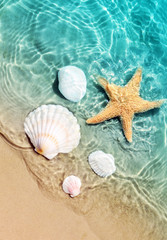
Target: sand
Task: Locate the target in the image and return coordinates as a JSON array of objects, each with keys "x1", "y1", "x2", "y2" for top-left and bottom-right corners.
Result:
[
  {"x1": 0, "y1": 136, "x2": 99, "y2": 240},
  {"x1": 1, "y1": 133, "x2": 167, "y2": 240}
]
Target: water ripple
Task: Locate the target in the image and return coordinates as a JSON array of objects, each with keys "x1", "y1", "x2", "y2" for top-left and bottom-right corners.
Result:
[{"x1": 0, "y1": 0, "x2": 167, "y2": 238}]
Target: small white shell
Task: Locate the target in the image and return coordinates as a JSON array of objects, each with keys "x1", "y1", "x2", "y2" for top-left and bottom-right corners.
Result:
[
  {"x1": 88, "y1": 150, "x2": 116, "y2": 177},
  {"x1": 24, "y1": 104, "x2": 80, "y2": 160},
  {"x1": 62, "y1": 175, "x2": 81, "y2": 197},
  {"x1": 58, "y1": 66, "x2": 87, "y2": 102}
]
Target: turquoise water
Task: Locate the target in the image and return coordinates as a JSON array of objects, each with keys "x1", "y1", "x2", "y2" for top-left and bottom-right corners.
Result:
[{"x1": 0, "y1": 0, "x2": 167, "y2": 238}]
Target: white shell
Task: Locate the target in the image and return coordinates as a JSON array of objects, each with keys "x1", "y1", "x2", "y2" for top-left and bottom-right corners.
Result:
[
  {"x1": 58, "y1": 66, "x2": 87, "y2": 102},
  {"x1": 62, "y1": 175, "x2": 81, "y2": 197},
  {"x1": 24, "y1": 104, "x2": 80, "y2": 160},
  {"x1": 88, "y1": 150, "x2": 116, "y2": 177}
]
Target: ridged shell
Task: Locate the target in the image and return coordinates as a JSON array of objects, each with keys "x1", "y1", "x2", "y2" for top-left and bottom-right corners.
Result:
[
  {"x1": 62, "y1": 175, "x2": 81, "y2": 197},
  {"x1": 58, "y1": 66, "x2": 87, "y2": 102},
  {"x1": 24, "y1": 104, "x2": 80, "y2": 160},
  {"x1": 88, "y1": 150, "x2": 116, "y2": 177}
]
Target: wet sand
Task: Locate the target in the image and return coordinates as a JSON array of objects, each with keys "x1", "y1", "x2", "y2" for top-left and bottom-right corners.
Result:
[
  {"x1": 0, "y1": 136, "x2": 99, "y2": 240},
  {"x1": 0, "y1": 134, "x2": 167, "y2": 240}
]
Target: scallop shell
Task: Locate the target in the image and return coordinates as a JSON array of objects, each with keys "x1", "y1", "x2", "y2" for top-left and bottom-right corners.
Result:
[
  {"x1": 24, "y1": 104, "x2": 80, "y2": 160},
  {"x1": 62, "y1": 175, "x2": 81, "y2": 197},
  {"x1": 58, "y1": 66, "x2": 87, "y2": 102},
  {"x1": 88, "y1": 150, "x2": 116, "y2": 177}
]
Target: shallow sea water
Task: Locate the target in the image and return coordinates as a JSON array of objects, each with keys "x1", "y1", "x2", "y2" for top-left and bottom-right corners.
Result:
[{"x1": 0, "y1": 0, "x2": 167, "y2": 239}]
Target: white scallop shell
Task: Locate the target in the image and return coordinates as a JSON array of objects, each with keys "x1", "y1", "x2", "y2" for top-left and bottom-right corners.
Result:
[
  {"x1": 58, "y1": 66, "x2": 87, "y2": 102},
  {"x1": 24, "y1": 104, "x2": 80, "y2": 160},
  {"x1": 88, "y1": 150, "x2": 116, "y2": 177},
  {"x1": 62, "y1": 175, "x2": 81, "y2": 197}
]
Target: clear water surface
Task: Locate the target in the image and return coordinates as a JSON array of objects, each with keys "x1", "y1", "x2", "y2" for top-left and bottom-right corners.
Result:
[{"x1": 0, "y1": 0, "x2": 167, "y2": 239}]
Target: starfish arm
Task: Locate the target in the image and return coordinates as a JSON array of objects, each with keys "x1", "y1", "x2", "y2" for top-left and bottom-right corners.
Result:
[
  {"x1": 86, "y1": 102, "x2": 120, "y2": 124},
  {"x1": 98, "y1": 77, "x2": 119, "y2": 99},
  {"x1": 98, "y1": 77, "x2": 109, "y2": 89},
  {"x1": 98, "y1": 77, "x2": 112, "y2": 98},
  {"x1": 126, "y1": 68, "x2": 142, "y2": 95},
  {"x1": 120, "y1": 113, "x2": 134, "y2": 142},
  {"x1": 134, "y1": 98, "x2": 164, "y2": 113}
]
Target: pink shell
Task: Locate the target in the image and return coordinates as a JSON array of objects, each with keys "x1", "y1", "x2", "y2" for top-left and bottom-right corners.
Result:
[{"x1": 62, "y1": 175, "x2": 81, "y2": 197}]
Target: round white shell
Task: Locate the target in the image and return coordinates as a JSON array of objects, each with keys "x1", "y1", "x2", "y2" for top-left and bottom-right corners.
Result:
[
  {"x1": 24, "y1": 104, "x2": 80, "y2": 160},
  {"x1": 58, "y1": 66, "x2": 87, "y2": 102},
  {"x1": 62, "y1": 175, "x2": 81, "y2": 197},
  {"x1": 88, "y1": 150, "x2": 116, "y2": 177}
]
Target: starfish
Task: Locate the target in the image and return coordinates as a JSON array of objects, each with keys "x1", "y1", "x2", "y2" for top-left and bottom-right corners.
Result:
[{"x1": 86, "y1": 68, "x2": 164, "y2": 142}]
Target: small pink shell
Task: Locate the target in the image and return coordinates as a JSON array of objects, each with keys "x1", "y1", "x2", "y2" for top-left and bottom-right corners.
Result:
[{"x1": 62, "y1": 175, "x2": 81, "y2": 197}]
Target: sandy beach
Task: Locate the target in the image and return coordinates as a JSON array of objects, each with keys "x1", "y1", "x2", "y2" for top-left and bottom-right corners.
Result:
[
  {"x1": 0, "y1": 0, "x2": 167, "y2": 239},
  {"x1": 0, "y1": 136, "x2": 99, "y2": 240},
  {"x1": 1, "y1": 133, "x2": 166, "y2": 240}
]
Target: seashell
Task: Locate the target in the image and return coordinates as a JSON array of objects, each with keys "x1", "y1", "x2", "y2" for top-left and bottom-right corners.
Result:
[
  {"x1": 62, "y1": 175, "x2": 81, "y2": 197},
  {"x1": 58, "y1": 66, "x2": 87, "y2": 102},
  {"x1": 88, "y1": 150, "x2": 116, "y2": 177},
  {"x1": 24, "y1": 104, "x2": 80, "y2": 160}
]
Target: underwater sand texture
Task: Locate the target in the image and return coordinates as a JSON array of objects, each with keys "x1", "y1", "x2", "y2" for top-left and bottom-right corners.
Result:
[{"x1": 0, "y1": 0, "x2": 167, "y2": 239}]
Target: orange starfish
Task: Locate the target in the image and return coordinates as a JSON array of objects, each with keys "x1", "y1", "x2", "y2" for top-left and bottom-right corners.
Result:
[{"x1": 86, "y1": 69, "x2": 164, "y2": 142}]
